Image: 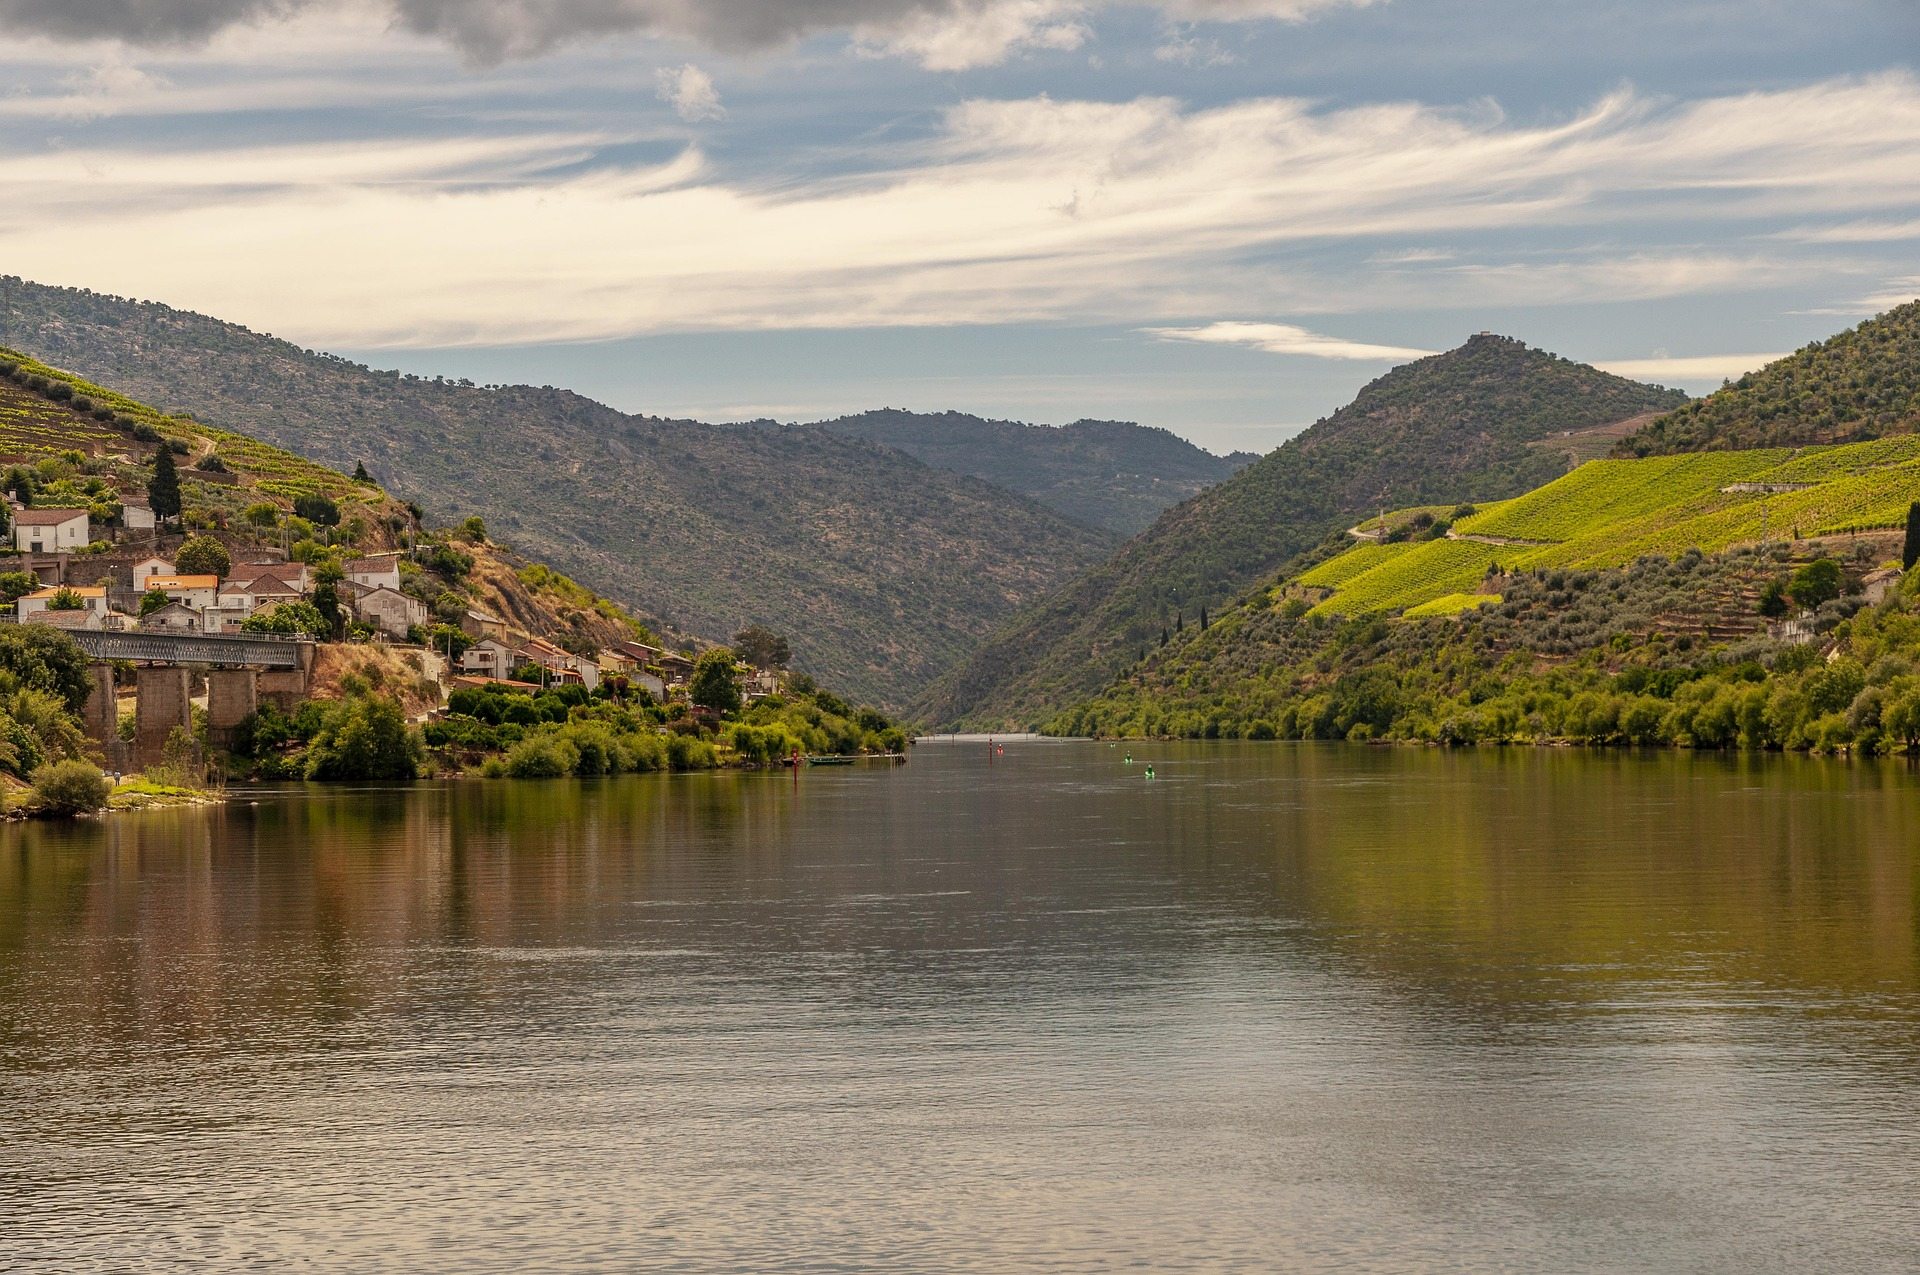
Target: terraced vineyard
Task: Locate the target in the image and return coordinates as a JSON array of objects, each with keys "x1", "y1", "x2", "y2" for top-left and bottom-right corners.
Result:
[
  {"x1": 0, "y1": 343, "x2": 385, "y2": 522},
  {"x1": 1296, "y1": 542, "x2": 1413, "y2": 588},
  {"x1": 1295, "y1": 436, "x2": 1920, "y2": 617},
  {"x1": 0, "y1": 347, "x2": 389, "y2": 532},
  {"x1": 1311, "y1": 538, "x2": 1507, "y2": 616}
]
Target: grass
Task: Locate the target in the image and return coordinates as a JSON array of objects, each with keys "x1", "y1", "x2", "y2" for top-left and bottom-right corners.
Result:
[{"x1": 1298, "y1": 436, "x2": 1920, "y2": 617}]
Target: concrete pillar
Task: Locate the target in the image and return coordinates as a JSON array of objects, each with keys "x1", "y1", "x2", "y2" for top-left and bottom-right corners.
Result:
[
  {"x1": 206, "y1": 668, "x2": 258, "y2": 751},
  {"x1": 134, "y1": 665, "x2": 193, "y2": 770},
  {"x1": 81, "y1": 663, "x2": 117, "y2": 750}
]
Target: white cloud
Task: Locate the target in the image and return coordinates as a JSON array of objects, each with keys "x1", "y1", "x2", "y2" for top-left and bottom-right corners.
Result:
[
  {"x1": 4, "y1": 75, "x2": 1919, "y2": 347},
  {"x1": 1153, "y1": 30, "x2": 1238, "y2": 66},
  {"x1": 1771, "y1": 217, "x2": 1920, "y2": 243},
  {"x1": 862, "y1": 0, "x2": 1091, "y2": 70},
  {"x1": 1594, "y1": 353, "x2": 1788, "y2": 383},
  {"x1": 1147, "y1": 321, "x2": 1435, "y2": 360},
  {"x1": 1859, "y1": 277, "x2": 1920, "y2": 311},
  {"x1": 655, "y1": 64, "x2": 725, "y2": 123}
]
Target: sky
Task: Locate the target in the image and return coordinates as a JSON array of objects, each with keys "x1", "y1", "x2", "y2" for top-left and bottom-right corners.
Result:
[{"x1": 0, "y1": 1, "x2": 1915, "y2": 454}]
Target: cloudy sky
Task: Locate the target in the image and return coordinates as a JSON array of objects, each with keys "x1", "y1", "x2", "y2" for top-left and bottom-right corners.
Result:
[{"x1": 1, "y1": 1, "x2": 1915, "y2": 452}]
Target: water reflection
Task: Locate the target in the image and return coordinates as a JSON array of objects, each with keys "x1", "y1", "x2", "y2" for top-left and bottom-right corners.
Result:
[{"x1": 2, "y1": 746, "x2": 1918, "y2": 1271}]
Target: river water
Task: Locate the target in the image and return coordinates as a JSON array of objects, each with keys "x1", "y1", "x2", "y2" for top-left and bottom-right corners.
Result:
[{"x1": 2, "y1": 741, "x2": 1917, "y2": 1271}]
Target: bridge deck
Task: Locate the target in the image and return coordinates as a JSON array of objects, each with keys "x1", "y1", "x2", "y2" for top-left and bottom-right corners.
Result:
[{"x1": 69, "y1": 630, "x2": 309, "y2": 669}]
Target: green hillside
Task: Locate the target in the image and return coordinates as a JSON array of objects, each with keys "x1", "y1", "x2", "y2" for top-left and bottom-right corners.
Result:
[
  {"x1": 0, "y1": 345, "x2": 394, "y2": 533},
  {"x1": 815, "y1": 409, "x2": 1253, "y2": 536},
  {"x1": 1619, "y1": 299, "x2": 1920, "y2": 454},
  {"x1": 1303, "y1": 437, "x2": 1920, "y2": 618},
  {"x1": 0, "y1": 278, "x2": 1113, "y2": 710},
  {"x1": 914, "y1": 334, "x2": 1688, "y2": 728}
]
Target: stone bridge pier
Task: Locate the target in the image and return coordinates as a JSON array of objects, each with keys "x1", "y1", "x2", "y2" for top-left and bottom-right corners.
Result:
[
  {"x1": 134, "y1": 666, "x2": 193, "y2": 769},
  {"x1": 71, "y1": 632, "x2": 312, "y2": 773}
]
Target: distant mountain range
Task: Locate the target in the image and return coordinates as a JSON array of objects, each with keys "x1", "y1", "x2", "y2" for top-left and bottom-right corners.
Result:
[
  {"x1": 0, "y1": 279, "x2": 1235, "y2": 710},
  {"x1": 813, "y1": 409, "x2": 1253, "y2": 536},
  {"x1": 914, "y1": 335, "x2": 1690, "y2": 729}
]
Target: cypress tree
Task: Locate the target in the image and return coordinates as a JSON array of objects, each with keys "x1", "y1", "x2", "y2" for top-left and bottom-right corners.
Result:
[
  {"x1": 147, "y1": 446, "x2": 181, "y2": 524},
  {"x1": 353, "y1": 460, "x2": 372, "y2": 484},
  {"x1": 1904, "y1": 501, "x2": 1920, "y2": 571}
]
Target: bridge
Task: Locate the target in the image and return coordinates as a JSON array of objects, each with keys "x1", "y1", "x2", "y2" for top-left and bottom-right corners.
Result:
[
  {"x1": 66, "y1": 630, "x2": 317, "y2": 770},
  {"x1": 71, "y1": 630, "x2": 308, "y2": 669}
]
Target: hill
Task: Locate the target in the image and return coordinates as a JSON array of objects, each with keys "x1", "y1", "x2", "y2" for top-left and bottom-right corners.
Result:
[
  {"x1": 915, "y1": 334, "x2": 1689, "y2": 728},
  {"x1": 1049, "y1": 437, "x2": 1920, "y2": 752},
  {"x1": 1292, "y1": 436, "x2": 1918, "y2": 619},
  {"x1": 813, "y1": 409, "x2": 1253, "y2": 536},
  {"x1": 1618, "y1": 299, "x2": 1920, "y2": 455},
  {"x1": 0, "y1": 346, "x2": 658, "y2": 658},
  {"x1": 0, "y1": 278, "x2": 1115, "y2": 710}
]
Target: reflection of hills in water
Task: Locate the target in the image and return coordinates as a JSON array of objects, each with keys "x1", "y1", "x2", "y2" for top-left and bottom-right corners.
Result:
[{"x1": 2, "y1": 748, "x2": 1915, "y2": 1047}]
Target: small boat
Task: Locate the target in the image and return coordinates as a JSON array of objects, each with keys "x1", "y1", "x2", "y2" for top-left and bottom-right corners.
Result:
[{"x1": 806, "y1": 754, "x2": 857, "y2": 766}]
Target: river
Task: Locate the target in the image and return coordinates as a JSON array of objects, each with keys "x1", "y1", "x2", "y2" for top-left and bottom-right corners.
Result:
[{"x1": 3, "y1": 741, "x2": 1917, "y2": 1271}]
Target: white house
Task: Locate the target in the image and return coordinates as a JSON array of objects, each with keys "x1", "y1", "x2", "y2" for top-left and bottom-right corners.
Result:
[
  {"x1": 219, "y1": 574, "x2": 303, "y2": 615},
  {"x1": 459, "y1": 637, "x2": 517, "y2": 680},
  {"x1": 25, "y1": 607, "x2": 104, "y2": 632},
  {"x1": 138, "y1": 601, "x2": 202, "y2": 632},
  {"x1": 17, "y1": 584, "x2": 110, "y2": 623},
  {"x1": 120, "y1": 499, "x2": 156, "y2": 533},
  {"x1": 132, "y1": 556, "x2": 176, "y2": 588},
  {"x1": 144, "y1": 574, "x2": 221, "y2": 611},
  {"x1": 353, "y1": 585, "x2": 427, "y2": 639},
  {"x1": 346, "y1": 554, "x2": 402, "y2": 592},
  {"x1": 12, "y1": 509, "x2": 90, "y2": 554},
  {"x1": 229, "y1": 561, "x2": 309, "y2": 594}
]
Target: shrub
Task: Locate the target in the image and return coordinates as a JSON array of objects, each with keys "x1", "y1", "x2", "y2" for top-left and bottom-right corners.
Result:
[
  {"x1": 31, "y1": 760, "x2": 110, "y2": 815},
  {"x1": 666, "y1": 733, "x2": 716, "y2": 769},
  {"x1": 505, "y1": 732, "x2": 578, "y2": 778}
]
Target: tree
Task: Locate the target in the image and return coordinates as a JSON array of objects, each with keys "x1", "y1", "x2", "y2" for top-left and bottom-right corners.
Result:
[
  {"x1": 689, "y1": 648, "x2": 742, "y2": 714},
  {"x1": 457, "y1": 515, "x2": 487, "y2": 544},
  {"x1": 1788, "y1": 558, "x2": 1843, "y2": 611},
  {"x1": 1905, "y1": 501, "x2": 1920, "y2": 572},
  {"x1": 242, "y1": 601, "x2": 328, "y2": 636},
  {"x1": 243, "y1": 502, "x2": 279, "y2": 528},
  {"x1": 147, "y1": 445, "x2": 181, "y2": 523},
  {"x1": 46, "y1": 587, "x2": 84, "y2": 612},
  {"x1": 1758, "y1": 578, "x2": 1789, "y2": 619},
  {"x1": 174, "y1": 534, "x2": 231, "y2": 579},
  {"x1": 732, "y1": 624, "x2": 791, "y2": 669},
  {"x1": 312, "y1": 581, "x2": 343, "y2": 638},
  {"x1": 303, "y1": 696, "x2": 421, "y2": 781},
  {"x1": 0, "y1": 625, "x2": 92, "y2": 713},
  {"x1": 352, "y1": 461, "x2": 372, "y2": 484},
  {"x1": 293, "y1": 493, "x2": 340, "y2": 527},
  {"x1": 0, "y1": 572, "x2": 37, "y2": 603}
]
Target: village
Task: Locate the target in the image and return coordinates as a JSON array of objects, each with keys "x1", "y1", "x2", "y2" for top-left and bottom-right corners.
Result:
[{"x1": 2, "y1": 496, "x2": 781, "y2": 740}]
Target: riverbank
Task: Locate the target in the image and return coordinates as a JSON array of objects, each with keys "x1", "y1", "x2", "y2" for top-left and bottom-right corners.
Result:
[{"x1": 0, "y1": 773, "x2": 223, "y2": 820}]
